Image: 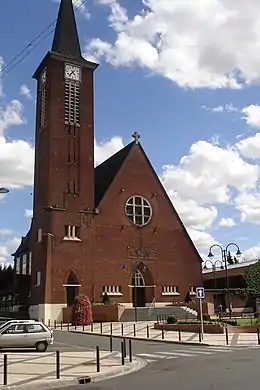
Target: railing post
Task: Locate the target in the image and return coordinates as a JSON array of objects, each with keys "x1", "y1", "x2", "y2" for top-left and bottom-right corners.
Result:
[
  {"x1": 54, "y1": 320, "x2": 57, "y2": 329},
  {"x1": 161, "y1": 328, "x2": 164, "y2": 340},
  {"x1": 129, "y1": 339, "x2": 132, "y2": 363},
  {"x1": 123, "y1": 338, "x2": 127, "y2": 358},
  {"x1": 100, "y1": 322, "x2": 103, "y2": 333},
  {"x1": 3, "y1": 354, "x2": 7, "y2": 386},
  {"x1": 121, "y1": 323, "x2": 124, "y2": 336},
  {"x1": 60, "y1": 321, "x2": 63, "y2": 330},
  {"x1": 121, "y1": 341, "x2": 125, "y2": 365},
  {"x1": 178, "y1": 326, "x2": 181, "y2": 341},
  {"x1": 56, "y1": 351, "x2": 60, "y2": 379},
  {"x1": 133, "y1": 323, "x2": 136, "y2": 337},
  {"x1": 225, "y1": 326, "x2": 229, "y2": 345},
  {"x1": 198, "y1": 327, "x2": 202, "y2": 342},
  {"x1": 96, "y1": 346, "x2": 100, "y2": 372},
  {"x1": 67, "y1": 322, "x2": 69, "y2": 331},
  {"x1": 48, "y1": 319, "x2": 51, "y2": 328},
  {"x1": 146, "y1": 325, "x2": 149, "y2": 338},
  {"x1": 91, "y1": 322, "x2": 93, "y2": 332},
  {"x1": 257, "y1": 327, "x2": 260, "y2": 345},
  {"x1": 110, "y1": 323, "x2": 113, "y2": 334},
  {"x1": 109, "y1": 334, "x2": 113, "y2": 352}
]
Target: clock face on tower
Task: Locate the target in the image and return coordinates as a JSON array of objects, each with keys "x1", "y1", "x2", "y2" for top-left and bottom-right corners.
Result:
[{"x1": 65, "y1": 64, "x2": 81, "y2": 81}]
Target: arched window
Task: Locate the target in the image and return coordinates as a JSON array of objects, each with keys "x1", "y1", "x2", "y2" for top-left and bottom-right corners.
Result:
[{"x1": 133, "y1": 270, "x2": 145, "y2": 287}]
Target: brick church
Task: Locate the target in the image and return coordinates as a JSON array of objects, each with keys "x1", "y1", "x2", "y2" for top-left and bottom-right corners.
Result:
[{"x1": 12, "y1": 0, "x2": 202, "y2": 322}]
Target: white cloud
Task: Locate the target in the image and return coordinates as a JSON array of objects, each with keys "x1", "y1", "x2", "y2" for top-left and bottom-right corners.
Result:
[
  {"x1": 241, "y1": 105, "x2": 260, "y2": 128},
  {"x1": 94, "y1": 136, "x2": 124, "y2": 165},
  {"x1": 20, "y1": 84, "x2": 32, "y2": 100},
  {"x1": 0, "y1": 100, "x2": 25, "y2": 137},
  {"x1": 86, "y1": 0, "x2": 260, "y2": 89},
  {"x1": 242, "y1": 244, "x2": 260, "y2": 261},
  {"x1": 0, "y1": 229, "x2": 12, "y2": 236},
  {"x1": 236, "y1": 132, "x2": 260, "y2": 159},
  {"x1": 202, "y1": 103, "x2": 238, "y2": 113},
  {"x1": 24, "y1": 209, "x2": 33, "y2": 219},
  {"x1": 160, "y1": 140, "x2": 259, "y2": 205},
  {"x1": 188, "y1": 229, "x2": 215, "y2": 251},
  {"x1": 235, "y1": 191, "x2": 260, "y2": 224},
  {"x1": 0, "y1": 237, "x2": 20, "y2": 264},
  {"x1": 218, "y1": 217, "x2": 236, "y2": 227}
]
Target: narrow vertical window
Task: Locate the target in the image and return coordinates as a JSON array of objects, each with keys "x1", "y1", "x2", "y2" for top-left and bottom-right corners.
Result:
[
  {"x1": 39, "y1": 68, "x2": 47, "y2": 129},
  {"x1": 65, "y1": 81, "x2": 80, "y2": 126}
]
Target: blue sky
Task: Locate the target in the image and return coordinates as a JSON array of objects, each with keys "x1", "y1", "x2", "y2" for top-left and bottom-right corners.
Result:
[{"x1": 2, "y1": 0, "x2": 260, "y2": 265}]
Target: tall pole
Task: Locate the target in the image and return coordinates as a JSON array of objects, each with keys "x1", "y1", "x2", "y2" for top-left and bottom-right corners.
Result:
[
  {"x1": 134, "y1": 267, "x2": 138, "y2": 322},
  {"x1": 222, "y1": 250, "x2": 231, "y2": 317}
]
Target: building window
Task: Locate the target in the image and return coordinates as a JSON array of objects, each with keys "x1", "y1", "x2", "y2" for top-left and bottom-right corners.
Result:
[
  {"x1": 36, "y1": 271, "x2": 41, "y2": 287},
  {"x1": 22, "y1": 254, "x2": 27, "y2": 275},
  {"x1": 64, "y1": 225, "x2": 80, "y2": 240},
  {"x1": 162, "y1": 286, "x2": 180, "y2": 295},
  {"x1": 28, "y1": 252, "x2": 32, "y2": 275},
  {"x1": 125, "y1": 196, "x2": 152, "y2": 226},
  {"x1": 15, "y1": 257, "x2": 20, "y2": 275},
  {"x1": 37, "y1": 228, "x2": 42, "y2": 243},
  {"x1": 190, "y1": 286, "x2": 196, "y2": 295},
  {"x1": 102, "y1": 286, "x2": 122, "y2": 296},
  {"x1": 39, "y1": 68, "x2": 47, "y2": 129},
  {"x1": 133, "y1": 270, "x2": 145, "y2": 286},
  {"x1": 65, "y1": 81, "x2": 80, "y2": 126}
]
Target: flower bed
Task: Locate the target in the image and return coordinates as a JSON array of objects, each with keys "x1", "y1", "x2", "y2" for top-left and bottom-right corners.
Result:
[{"x1": 154, "y1": 322, "x2": 224, "y2": 334}]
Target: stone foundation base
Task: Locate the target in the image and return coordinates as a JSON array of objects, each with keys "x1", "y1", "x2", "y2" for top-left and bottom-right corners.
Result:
[{"x1": 29, "y1": 303, "x2": 67, "y2": 323}]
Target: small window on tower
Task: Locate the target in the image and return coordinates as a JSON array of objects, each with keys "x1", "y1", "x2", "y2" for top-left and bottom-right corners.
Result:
[
  {"x1": 39, "y1": 69, "x2": 47, "y2": 129},
  {"x1": 65, "y1": 81, "x2": 80, "y2": 126},
  {"x1": 64, "y1": 225, "x2": 81, "y2": 241}
]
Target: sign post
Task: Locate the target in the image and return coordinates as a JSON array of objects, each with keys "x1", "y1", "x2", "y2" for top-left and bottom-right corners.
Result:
[{"x1": 196, "y1": 287, "x2": 205, "y2": 340}]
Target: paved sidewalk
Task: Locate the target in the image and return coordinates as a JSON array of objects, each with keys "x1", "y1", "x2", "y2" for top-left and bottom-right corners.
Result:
[
  {"x1": 0, "y1": 350, "x2": 145, "y2": 390},
  {"x1": 64, "y1": 321, "x2": 260, "y2": 347}
]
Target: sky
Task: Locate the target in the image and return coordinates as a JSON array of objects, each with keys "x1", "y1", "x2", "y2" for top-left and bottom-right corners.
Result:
[{"x1": 2, "y1": 0, "x2": 260, "y2": 265}]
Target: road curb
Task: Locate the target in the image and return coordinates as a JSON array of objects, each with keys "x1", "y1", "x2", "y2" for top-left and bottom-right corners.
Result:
[
  {"x1": 0, "y1": 354, "x2": 146, "y2": 390},
  {"x1": 67, "y1": 330, "x2": 211, "y2": 347}
]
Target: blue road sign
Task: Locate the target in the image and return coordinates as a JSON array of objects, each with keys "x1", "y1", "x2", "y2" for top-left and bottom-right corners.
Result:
[{"x1": 196, "y1": 287, "x2": 205, "y2": 299}]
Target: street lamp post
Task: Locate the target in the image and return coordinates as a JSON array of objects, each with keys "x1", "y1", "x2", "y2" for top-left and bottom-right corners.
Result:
[
  {"x1": 203, "y1": 259, "x2": 223, "y2": 290},
  {"x1": 207, "y1": 243, "x2": 241, "y2": 317}
]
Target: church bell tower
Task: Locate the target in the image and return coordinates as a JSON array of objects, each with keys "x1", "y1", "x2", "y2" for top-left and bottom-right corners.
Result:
[
  {"x1": 33, "y1": 0, "x2": 99, "y2": 216},
  {"x1": 30, "y1": 0, "x2": 99, "y2": 320}
]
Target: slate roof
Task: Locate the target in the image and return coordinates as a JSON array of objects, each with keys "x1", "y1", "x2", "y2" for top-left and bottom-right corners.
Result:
[
  {"x1": 51, "y1": 0, "x2": 83, "y2": 60},
  {"x1": 94, "y1": 141, "x2": 134, "y2": 206}
]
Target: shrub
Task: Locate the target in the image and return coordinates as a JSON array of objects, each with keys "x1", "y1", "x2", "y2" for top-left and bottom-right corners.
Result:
[
  {"x1": 167, "y1": 315, "x2": 177, "y2": 324},
  {"x1": 254, "y1": 312, "x2": 260, "y2": 318},
  {"x1": 72, "y1": 294, "x2": 93, "y2": 326},
  {"x1": 101, "y1": 292, "x2": 110, "y2": 306},
  {"x1": 222, "y1": 319, "x2": 237, "y2": 326},
  {"x1": 202, "y1": 314, "x2": 211, "y2": 322}
]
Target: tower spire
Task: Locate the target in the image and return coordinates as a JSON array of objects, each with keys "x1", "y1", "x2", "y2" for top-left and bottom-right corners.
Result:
[{"x1": 51, "y1": 0, "x2": 82, "y2": 59}]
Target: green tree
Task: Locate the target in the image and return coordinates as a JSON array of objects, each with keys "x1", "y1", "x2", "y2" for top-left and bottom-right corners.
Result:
[
  {"x1": 226, "y1": 251, "x2": 234, "y2": 265},
  {"x1": 244, "y1": 259, "x2": 260, "y2": 297},
  {"x1": 234, "y1": 256, "x2": 239, "y2": 264}
]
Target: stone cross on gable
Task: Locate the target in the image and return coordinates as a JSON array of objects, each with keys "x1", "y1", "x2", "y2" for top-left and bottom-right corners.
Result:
[{"x1": 132, "y1": 131, "x2": 140, "y2": 144}]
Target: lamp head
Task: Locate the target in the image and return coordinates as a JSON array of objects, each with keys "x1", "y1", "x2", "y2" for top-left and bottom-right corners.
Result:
[
  {"x1": 208, "y1": 250, "x2": 214, "y2": 258},
  {"x1": 236, "y1": 249, "x2": 242, "y2": 257}
]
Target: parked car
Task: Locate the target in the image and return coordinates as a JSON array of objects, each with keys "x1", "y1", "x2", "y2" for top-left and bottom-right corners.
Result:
[
  {"x1": 0, "y1": 319, "x2": 36, "y2": 332},
  {"x1": 0, "y1": 321, "x2": 53, "y2": 352}
]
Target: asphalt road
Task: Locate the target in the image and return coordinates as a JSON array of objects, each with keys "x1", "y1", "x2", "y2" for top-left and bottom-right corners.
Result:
[{"x1": 52, "y1": 331, "x2": 260, "y2": 390}]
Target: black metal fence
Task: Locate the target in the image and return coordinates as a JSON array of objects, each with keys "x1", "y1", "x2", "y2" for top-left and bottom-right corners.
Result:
[{"x1": 1, "y1": 338, "x2": 133, "y2": 386}]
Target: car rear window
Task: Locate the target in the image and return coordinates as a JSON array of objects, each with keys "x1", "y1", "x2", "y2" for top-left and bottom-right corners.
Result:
[{"x1": 26, "y1": 324, "x2": 46, "y2": 333}]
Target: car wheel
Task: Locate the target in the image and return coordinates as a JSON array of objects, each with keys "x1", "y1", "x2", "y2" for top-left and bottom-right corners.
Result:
[{"x1": 35, "y1": 341, "x2": 47, "y2": 352}]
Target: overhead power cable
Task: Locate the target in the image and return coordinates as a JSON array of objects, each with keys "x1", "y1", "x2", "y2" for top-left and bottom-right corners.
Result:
[{"x1": 0, "y1": 0, "x2": 88, "y2": 80}]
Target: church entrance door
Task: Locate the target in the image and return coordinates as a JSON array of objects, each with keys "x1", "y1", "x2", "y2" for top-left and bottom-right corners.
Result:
[
  {"x1": 65, "y1": 271, "x2": 80, "y2": 307},
  {"x1": 132, "y1": 270, "x2": 146, "y2": 307}
]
